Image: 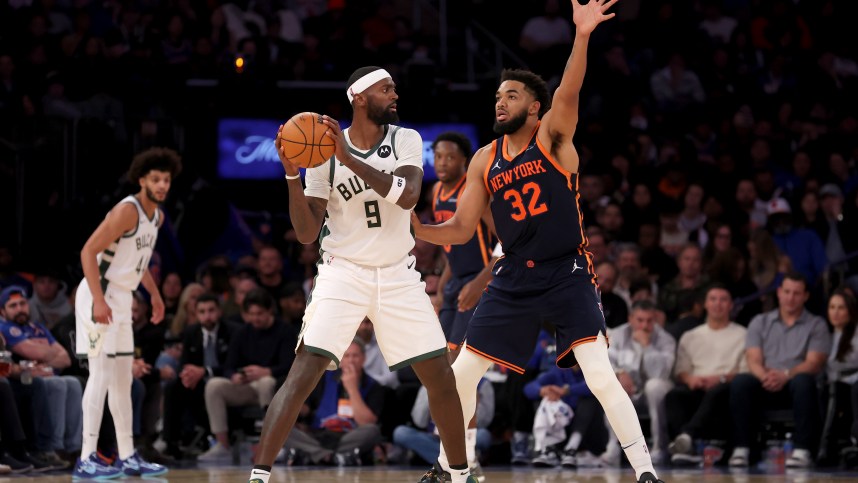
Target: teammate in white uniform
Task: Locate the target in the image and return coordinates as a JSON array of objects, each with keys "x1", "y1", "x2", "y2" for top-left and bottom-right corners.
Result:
[
  {"x1": 248, "y1": 67, "x2": 474, "y2": 483},
  {"x1": 72, "y1": 148, "x2": 181, "y2": 480}
]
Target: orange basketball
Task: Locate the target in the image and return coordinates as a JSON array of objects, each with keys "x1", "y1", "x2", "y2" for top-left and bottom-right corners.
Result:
[{"x1": 280, "y1": 112, "x2": 336, "y2": 168}]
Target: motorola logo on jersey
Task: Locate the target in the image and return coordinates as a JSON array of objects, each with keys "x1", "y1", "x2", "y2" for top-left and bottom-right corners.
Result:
[
  {"x1": 136, "y1": 234, "x2": 155, "y2": 250},
  {"x1": 378, "y1": 145, "x2": 392, "y2": 158}
]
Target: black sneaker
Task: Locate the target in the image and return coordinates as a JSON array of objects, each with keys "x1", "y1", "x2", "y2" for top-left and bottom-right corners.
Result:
[
  {"x1": 334, "y1": 448, "x2": 362, "y2": 467},
  {"x1": 638, "y1": 472, "x2": 665, "y2": 483},
  {"x1": 0, "y1": 454, "x2": 33, "y2": 474},
  {"x1": 30, "y1": 451, "x2": 70, "y2": 471},
  {"x1": 418, "y1": 462, "x2": 450, "y2": 483}
]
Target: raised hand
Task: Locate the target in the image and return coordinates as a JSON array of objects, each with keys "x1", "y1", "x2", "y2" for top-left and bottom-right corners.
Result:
[{"x1": 572, "y1": 0, "x2": 617, "y2": 36}]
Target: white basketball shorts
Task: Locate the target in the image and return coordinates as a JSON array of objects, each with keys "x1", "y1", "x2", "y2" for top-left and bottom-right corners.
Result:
[
  {"x1": 75, "y1": 281, "x2": 134, "y2": 359},
  {"x1": 299, "y1": 253, "x2": 447, "y2": 370}
]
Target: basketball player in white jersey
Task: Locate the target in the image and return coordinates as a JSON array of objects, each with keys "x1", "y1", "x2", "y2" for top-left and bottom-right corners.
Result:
[
  {"x1": 72, "y1": 148, "x2": 181, "y2": 480},
  {"x1": 247, "y1": 67, "x2": 474, "y2": 483}
]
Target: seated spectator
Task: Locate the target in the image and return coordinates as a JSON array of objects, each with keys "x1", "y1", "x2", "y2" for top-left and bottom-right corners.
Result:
[
  {"x1": 658, "y1": 244, "x2": 711, "y2": 321},
  {"x1": 0, "y1": 338, "x2": 54, "y2": 473},
  {"x1": 278, "y1": 282, "x2": 306, "y2": 328},
  {"x1": 766, "y1": 198, "x2": 827, "y2": 286},
  {"x1": 666, "y1": 286, "x2": 747, "y2": 465},
  {"x1": 169, "y1": 283, "x2": 205, "y2": 338},
  {"x1": 614, "y1": 244, "x2": 658, "y2": 310},
  {"x1": 198, "y1": 288, "x2": 297, "y2": 461},
  {"x1": 595, "y1": 262, "x2": 628, "y2": 329},
  {"x1": 356, "y1": 318, "x2": 398, "y2": 389},
  {"x1": 0, "y1": 286, "x2": 80, "y2": 469},
  {"x1": 664, "y1": 291, "x2": 704, "y2": 342},
  {"x1": 257, "y1": 246, "x2": 288, "y2": 309},
  {"x1": 392, "y1": 378, "x2": 492, "y2": 472},
  {"x1": 163, "y1": 293, "x2": 239, "y2": 459},
  {"x1": 650, "y1": 52, "x2": 706, "y2": 112},
  {"x1": 160, "y1": 272, "x2": 183, "y2": 320},
  {"x1": 155, "y1": 335, "x2": 182, "y2": 389},
  {"x1": 130, "y1": 292, "x2": 169, "y2": 462},
  {"x1": 821, "y1": 288, "x2": 858, "y2": 464},
  {"x1": 27, "y1": 268, "x2": 71, "y2": 330},
  {"x1": 283, "y1": 338, "x2": 383, "y2": 466},
  {"x1": 608, "y1": 300, "x2": 676, "y2": 463},
  {"x1": 525, "y1": 365, "x2": 607, "y2": 468},
  {"x1": 224, "y1": 277, "x2": 258, "y2": 325},
  {"x1": 728, "y1": 273, "x2": 830, "y2": 468}
]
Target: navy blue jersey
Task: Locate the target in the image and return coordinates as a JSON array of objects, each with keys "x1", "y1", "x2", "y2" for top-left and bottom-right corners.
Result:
[
  {"x1": 432, "y1": 177, "x2": 494, "y2": 278},
  {"x1": 483, "y1": 123, "x2": 588, "y2": 264}
]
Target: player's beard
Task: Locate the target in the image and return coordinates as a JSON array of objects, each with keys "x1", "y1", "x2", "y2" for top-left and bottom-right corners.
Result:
[
  {"x1": 493, "y1": 109, "x2": 528, "y2": 135},
  {"x1": 145, "y1": 187, "x2": 165, "y2": 204},
  {"x1": 368, "y1": 101, "x2": 399, "y2": 125}
]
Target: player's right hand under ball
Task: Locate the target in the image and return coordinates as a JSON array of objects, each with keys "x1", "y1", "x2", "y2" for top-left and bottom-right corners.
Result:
[{"x1": 275, "y1": 123, "x2": 302, "y2": 177}]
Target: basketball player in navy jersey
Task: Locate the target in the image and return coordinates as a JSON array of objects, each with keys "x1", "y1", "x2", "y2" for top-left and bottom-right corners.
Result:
[
  {"x1": 431, "y1": 132, "x2": 497, "y2": 479},
  {"x1": 413, "y1": 1, "x2": 664, "y2": 482},
  {"x1": 431, "y1": 132, "x2": 496, "y2": 354}
]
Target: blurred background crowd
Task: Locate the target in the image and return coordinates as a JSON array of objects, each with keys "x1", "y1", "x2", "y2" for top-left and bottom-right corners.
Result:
[{"x1": 1, "y1": 0, "x2": 858, "y2": 475}]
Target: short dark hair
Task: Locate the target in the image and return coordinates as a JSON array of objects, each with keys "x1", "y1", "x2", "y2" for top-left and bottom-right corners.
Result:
[
  {"x1": 781, "y1": 271, "x2": 807, "y2": 290},
  {"x1": 631, "y1": 299, "x2": 657, "y2": 312},
  {"x1": 242, "y1": 287, "x2": 275, "y2": 312},
  {"x1": 127, "y1": 147, "x2": 182, "y2": 182},
  {"x1": 706, "y1": 283, "x2": 731, "y2": 297},
  {"x1": 432, "y1": 132, "x2": 473, "y2": 163},
  {"x1": 499, "y1": 69, "x2": 551, "y2": 117},
  {"x1": 196, "y1": 292, "x2": 221, "y2": 308}
]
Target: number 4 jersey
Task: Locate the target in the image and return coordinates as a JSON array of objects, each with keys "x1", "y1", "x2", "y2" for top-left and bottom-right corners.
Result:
[
  {"x1": 304, "y1": 124, "x2": 423, "y2": 267},
  {"x1": 97, "y1": 195, "x2": 160, "y2": 291},
  {"x1": 483, "y1": 122, "x2": 588, "y2": 263}
]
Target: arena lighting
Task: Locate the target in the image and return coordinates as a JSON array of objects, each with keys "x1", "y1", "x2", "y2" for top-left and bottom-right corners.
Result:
[{"x1": 217, "y1": 118, "x2": 480, "y2": 181}]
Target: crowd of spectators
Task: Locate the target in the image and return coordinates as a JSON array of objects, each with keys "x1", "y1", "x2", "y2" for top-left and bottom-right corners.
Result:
[{"x1": 0, "y1": 0, "x2": 858, "y2": 475}]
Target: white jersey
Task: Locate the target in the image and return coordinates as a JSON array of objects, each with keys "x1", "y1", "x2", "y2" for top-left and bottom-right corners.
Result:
[
  {"x1": 97, "y1": 195, "x2": 160, "y2": 291},
  {"x1": 304, "y1": 124, "x2": 423, "y2": 267}
]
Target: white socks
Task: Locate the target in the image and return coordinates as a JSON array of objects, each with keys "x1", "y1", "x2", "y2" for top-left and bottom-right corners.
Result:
[
  {"x1": 573, "y1": 335, "x2": 657, "y2": 480},
  {"x1": 466, "y1": 428, "x2": 477, "y2": 466},
  {"x1": 248, "y1": 466, "x2": 271, "y2": 482},
  {"x1": 621, "y1": 435, "x2": 657, "y2": 480}
]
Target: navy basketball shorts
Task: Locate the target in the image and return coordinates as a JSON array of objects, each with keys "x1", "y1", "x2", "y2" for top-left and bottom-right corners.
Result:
[
  {"x1": 464, "y1": 253, "x2": 607, "y2": 373},
  {"x1": 439, "y1": 273, "x2": 479, "y2": 350}
]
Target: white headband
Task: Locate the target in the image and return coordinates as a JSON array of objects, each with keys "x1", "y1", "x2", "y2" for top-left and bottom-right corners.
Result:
[{"x1": 346, "y1": 69, "x2": 392, "y2": 103}]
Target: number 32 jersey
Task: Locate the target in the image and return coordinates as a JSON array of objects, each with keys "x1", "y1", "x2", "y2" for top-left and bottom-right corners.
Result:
[
  {"x1": 98, "y1": 195, "x2": 159, "y2": 291},
  {"x1": 483, "y1": 123, "x2": 587, "y2": 263},
  {"x1": 304, "y1": 124, "x2": 424, "y2": 267}
]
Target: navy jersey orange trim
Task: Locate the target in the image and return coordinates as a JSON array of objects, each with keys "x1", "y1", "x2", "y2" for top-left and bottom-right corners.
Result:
[
  {"x1": 466, "y1": 344, "x2": 526, "y2": 375},
  {"x1": 484, "y1": 123, "x2": 590, "y2": 263},
  {"x1": 433, "y1": 175, "x2": 496, "y2": 278}
]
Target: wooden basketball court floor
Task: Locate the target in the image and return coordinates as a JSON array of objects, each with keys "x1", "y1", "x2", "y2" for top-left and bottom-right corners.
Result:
[{"x1": 7, "y1": 465, "x2": 858, "y2": 482}]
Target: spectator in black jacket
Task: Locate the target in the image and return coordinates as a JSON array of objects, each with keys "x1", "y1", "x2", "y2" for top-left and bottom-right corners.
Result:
[
  {"x1": 162, "y1": 292, "x2": 238, "y2": 459},
  {"x1": 198, "y1": 288, "x2": 297, "y2": 461}
]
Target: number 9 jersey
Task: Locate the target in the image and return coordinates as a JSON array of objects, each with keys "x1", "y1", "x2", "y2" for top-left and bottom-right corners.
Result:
[
  {"x1": 483, "y1": 122, "x2": 588, "y2": 263},
  {"x1": 304, "y1": 125, "x2": 424, "y2": 267}
]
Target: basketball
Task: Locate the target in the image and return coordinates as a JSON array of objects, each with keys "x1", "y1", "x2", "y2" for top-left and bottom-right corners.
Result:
[{"x1": 280, "y1": 112, "x2": 336, "y2": 168}]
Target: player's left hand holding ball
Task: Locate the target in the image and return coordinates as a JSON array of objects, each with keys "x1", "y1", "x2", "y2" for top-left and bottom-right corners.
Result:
[{"x1": 275, "y1": 123, "x2": 302, "y2": 177}]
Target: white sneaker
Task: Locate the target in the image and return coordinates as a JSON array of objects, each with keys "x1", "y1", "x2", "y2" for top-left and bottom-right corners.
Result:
[
  {"x1": 0, "y1": 463, "x2": 10, "y2": 475},
  {"x1": 728, "y1": 447, "x2": 749, "y2": 467},
  {"x1": 196, "y1": 443, "x2": 231, "y2": 463},
  {"x1": 785, "y1": 448, "x2": 813, "y2": 468},
  {"x1": 574, "y1": 451, "x2": 606, "y2": 468}
]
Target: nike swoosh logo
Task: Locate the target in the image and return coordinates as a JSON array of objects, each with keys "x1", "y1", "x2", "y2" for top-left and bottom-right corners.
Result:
[
  {"x1": 251, "y1": 469, "x2": 268, "y2": 475},
  {"x1": 407, "y1": 261, "x2": 415, "y2": 269}
]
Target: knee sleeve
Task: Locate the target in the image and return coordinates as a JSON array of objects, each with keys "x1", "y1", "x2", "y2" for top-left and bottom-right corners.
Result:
[{"x1": 452, "y1": 348, "x2": 493, "y2": 423}]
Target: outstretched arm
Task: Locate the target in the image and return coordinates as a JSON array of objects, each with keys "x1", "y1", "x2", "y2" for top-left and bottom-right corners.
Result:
[
  {"x1": 541, "y1": 0, "x2": 617, "y2": 141},
  {"x1": 412, "y1": 147, "x2": 491, "y2": 245}
]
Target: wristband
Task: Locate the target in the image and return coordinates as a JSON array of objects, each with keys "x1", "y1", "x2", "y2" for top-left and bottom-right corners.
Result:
[
  {"x1": 285, "y1": 173, "x2": 301, "y2": 180},
  {"x1": 385, "y1": 175, "x2": 406, "y2": 203}
]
